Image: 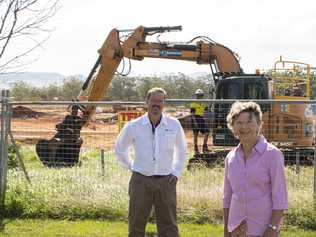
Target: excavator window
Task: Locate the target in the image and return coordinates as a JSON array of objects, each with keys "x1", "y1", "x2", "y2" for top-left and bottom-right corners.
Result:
[
  {"x1": 216, "y1": 82, "x2": 241, "y2": 99},
  {"x1": 216, "y1": 78, "x2": 268, "y2": 100},
  {"x1": 244, "y1": 83, "x2": 266, "y2": 99}
]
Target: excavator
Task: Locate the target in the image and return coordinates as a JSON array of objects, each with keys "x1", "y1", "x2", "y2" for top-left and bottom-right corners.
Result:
[
  {"x1": 35, "y1": 25, "x2": 245, "y2": 167},
  {"x1": 35, "y1": 25, "x2": 314, "y2": 167}
]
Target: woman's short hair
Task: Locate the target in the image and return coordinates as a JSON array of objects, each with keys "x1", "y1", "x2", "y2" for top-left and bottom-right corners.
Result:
[
  {"x1": 226, "y1": 101, "x2": 263, "y2": 132},
  {"x1": 146, "y1": 87, "x2": 167, "y2": 101}
]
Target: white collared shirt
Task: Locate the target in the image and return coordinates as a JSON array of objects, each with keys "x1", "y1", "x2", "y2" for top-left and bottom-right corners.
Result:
[{"x1": 115, "y1": 113, "x2": 187, "y2": 178}]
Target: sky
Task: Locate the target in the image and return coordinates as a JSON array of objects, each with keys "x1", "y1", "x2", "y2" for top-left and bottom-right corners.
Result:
[{"x1": 21, "y1": 0, "x2": 316, "y2": 77}]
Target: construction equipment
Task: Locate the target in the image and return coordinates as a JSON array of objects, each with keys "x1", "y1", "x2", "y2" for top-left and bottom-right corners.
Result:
[
  {"x1": 211, "y1": 56, "x2": 314, "y2": 165},
  {"x1": 36, "y1": 25, "x2": 244, "y2": 167},
  {"x1": 267, "y1": 57, "x2": 313, "y2": 147},
  {"x1": 35, "y1": 25, "x2": 314, "y2": 167}
]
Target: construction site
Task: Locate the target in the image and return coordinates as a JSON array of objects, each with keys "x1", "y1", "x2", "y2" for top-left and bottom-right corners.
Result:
[{"x1": 1, "y1": 25, "x2": 316, "y2": 236}]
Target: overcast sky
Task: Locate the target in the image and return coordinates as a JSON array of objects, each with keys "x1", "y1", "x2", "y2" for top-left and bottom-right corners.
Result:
[{"x1": 24, "y1": 0, "x2": 316, "y2": 77}]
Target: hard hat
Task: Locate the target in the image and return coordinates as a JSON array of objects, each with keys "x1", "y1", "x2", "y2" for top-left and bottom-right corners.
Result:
[{"x1": 195, "y1": 89, "x2": 204, "y2": 95}]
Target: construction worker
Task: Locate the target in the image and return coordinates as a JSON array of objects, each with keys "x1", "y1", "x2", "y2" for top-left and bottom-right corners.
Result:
[{"x1": 190, "y1": 89, "x2": 210, "y2": 155}]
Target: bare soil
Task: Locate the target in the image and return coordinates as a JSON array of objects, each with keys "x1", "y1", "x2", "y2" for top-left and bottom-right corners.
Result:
[{"x1": 10, "y1": 105, "x2": 197, "y2": 151}]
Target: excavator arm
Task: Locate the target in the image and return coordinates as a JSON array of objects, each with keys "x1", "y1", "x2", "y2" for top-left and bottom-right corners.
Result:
[
  {"x1": 36, "y1": 25, "x2": 242, "y2": 167},
  {"x1": 86, "y1": 25, "x2": 241, "y2": 104}
]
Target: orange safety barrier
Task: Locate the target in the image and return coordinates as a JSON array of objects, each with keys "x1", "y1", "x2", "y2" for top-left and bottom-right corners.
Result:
[{"x1": 118, "y1": 111, "x2": 143, "y2": 131}]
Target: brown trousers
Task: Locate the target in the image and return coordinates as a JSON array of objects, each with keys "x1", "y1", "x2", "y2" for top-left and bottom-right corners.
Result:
[{"x1": 128, "y1": 172, "x2": 178, "y2": 237}]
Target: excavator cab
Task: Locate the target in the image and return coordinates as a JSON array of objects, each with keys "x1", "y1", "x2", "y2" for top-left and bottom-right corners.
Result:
[{"x1": 212, "y1": 74, "x2": 269, "y2": 146}]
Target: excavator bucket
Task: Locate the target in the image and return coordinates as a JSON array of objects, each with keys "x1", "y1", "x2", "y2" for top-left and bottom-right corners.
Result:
[{"x1": 36, "y1": 106, "x2": 84, "y2": 167}]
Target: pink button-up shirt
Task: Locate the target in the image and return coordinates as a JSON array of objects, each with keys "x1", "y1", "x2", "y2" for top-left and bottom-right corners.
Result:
[{"x1": 223, "y1": 136, "x2": 288, "y2": 236}]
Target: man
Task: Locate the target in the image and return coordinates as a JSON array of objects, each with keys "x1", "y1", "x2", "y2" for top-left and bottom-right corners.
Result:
[
  {"x1": 190, "y1": 89, "x2": 210, "y2": 155},
  {"x1": 115, "y1": 87, "x2": 187, "y2": 237}
]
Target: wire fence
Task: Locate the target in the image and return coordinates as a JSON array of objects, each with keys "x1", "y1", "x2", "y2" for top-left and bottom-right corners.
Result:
[{"x1": 0, "y1": 91, "x2": 316, "y2": 226}]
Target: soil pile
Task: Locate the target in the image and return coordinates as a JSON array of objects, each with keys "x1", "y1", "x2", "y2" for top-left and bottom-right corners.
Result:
[{"x1": 12, "y1": 106, "x2": 46, "y2": 118}]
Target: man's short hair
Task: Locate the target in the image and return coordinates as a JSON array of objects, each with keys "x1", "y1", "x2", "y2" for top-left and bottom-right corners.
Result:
[{"x1": 146, "y1": 87, "x2": 167, "y2": 101}]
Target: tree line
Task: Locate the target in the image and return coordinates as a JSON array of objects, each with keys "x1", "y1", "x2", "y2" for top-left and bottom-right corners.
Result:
[
  {"x1": 10, "y1": 73, "x2": 214, "y2": 101},
  {"x1": 9, "y1": 72, "x2": 316, "y2": 101}
]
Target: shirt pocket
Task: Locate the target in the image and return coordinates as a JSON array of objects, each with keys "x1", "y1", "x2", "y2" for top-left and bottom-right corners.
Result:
[
  {"x1": 163, "y1": 132, "x2": 176, "y2": 150},
  {"x1": 249, "y1": 167, "x2": 270, "y2": 185}
]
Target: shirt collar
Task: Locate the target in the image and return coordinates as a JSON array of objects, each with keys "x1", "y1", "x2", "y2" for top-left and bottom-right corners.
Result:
[
  {"x1": 254, "y1": 135, "x2": 268, "y2": 155},
  {"x1": 141, "y1": 113, "x2": 168, "y2": 126},
  {"x1": 236, "y1": 135, "x2": 267, "y2": 156}
]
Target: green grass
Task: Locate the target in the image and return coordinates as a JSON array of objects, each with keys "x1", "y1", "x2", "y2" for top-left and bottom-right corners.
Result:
[
  {"x1": 0, "y1": 219, "x2": 315, "y2": 237},
  {"x1": 3, "y1": 146, "x2": 316, "y2": 231}
]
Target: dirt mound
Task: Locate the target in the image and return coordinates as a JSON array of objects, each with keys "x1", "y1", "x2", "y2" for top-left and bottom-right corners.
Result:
[{"x1": 12, "y1": 105, "x2": 46, "y2": 118}]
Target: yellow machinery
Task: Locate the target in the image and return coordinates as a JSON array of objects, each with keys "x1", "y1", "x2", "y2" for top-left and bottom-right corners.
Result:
[{"x1": 266, "y1": 56, "x2": 314, "y2": 148}]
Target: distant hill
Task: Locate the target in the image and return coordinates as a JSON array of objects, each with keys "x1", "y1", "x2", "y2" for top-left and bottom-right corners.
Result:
[{"x1": 0, "y1": 72, "x2": 84, "y2": 89}]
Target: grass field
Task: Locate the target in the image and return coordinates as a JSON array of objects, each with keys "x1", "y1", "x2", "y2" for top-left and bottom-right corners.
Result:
[
  {"x1": 3, "y1": 146, "x2": 316, "y2": 235},
  {"x1": 0, "y1": 219, "x2": 315, "y2": 237}
]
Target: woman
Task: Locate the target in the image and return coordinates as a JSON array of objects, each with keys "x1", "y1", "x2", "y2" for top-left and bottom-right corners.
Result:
[{"x1": 223, "y1": 102, "x2": 288, "y2": 237}]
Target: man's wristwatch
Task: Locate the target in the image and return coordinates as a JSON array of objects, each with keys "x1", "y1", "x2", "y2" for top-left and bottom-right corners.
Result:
[{"x1": 268, "y1": 224, "x2": 278, "y2": 231}]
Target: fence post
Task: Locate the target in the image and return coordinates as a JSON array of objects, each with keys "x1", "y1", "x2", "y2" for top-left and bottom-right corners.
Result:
[
  {"x1": 0, "y1": 90, "x2": 9, "y2": 216},
  {"x1": 100, "y1": 149, "x2": 105, "y2": 176},
  {"x1": 295, "y1": 151, "x2": 300, "y2": 174},
  {"x1": 314, "y1": 121, "x2": 316, "y2": 209}
]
